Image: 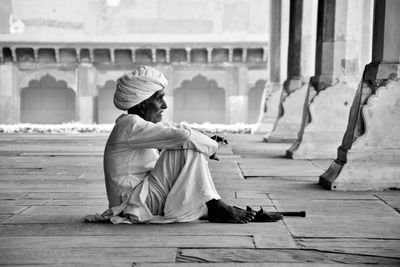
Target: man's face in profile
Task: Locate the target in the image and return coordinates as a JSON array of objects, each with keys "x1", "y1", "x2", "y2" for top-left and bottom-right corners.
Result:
[{"x1": 142, "y1": 90, "x2": 167, "y2": 123}]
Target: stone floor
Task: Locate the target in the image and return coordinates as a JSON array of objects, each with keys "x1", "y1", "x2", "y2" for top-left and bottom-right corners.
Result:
[{"x1": 0, "y1": 133, "x2": 399, "y2": 266}]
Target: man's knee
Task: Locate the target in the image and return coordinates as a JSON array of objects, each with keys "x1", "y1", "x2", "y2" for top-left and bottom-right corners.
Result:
[
  {"x1": 153, "y1": 149, "x2": 207, "y2": 177},
  {"x1": 151, "y1": 149, "x2": 187, "y2": 181},
  {"x1": 159, "y1": 149, "x2": 205, "y2": 161},
  {"x1": 158, "y1": 149, "x2": 186, "y2": 164}
]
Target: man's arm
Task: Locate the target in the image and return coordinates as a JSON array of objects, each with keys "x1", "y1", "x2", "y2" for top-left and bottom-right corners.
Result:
[
  {"x1": 163, "y1": 121, "x2": 228, "y2": 160},
  {"x1": 127, "y1": 118, "x2": 218, "y2": 156}
]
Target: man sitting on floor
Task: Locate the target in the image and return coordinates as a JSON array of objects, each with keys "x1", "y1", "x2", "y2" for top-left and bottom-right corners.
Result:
[{"x1": 89, "y1": 65, "x2": 282, "y2": 224}]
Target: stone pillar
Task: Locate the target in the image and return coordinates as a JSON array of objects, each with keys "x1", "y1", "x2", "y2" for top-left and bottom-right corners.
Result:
[
  {"x1": 110, "y1": 49, "x2": 115, "y2": 63},
  {"x1": 320, "y1": 0, "x2": 400, "y2": 190},
  {"x1": 54, "y1": 49, "x2": 60, "y2": 63},
  {"x1": 0, "y1": 64, "x2": 19, "y2": 123},
  {"x1": 207, "y1": 48, "x2": 212, "y2": 63},
  {"x1": 151, "y1": 48, "x2": 157, "y2": 64},
  {"x1": 76, "y1": 64, "x2": 97, "y2": 124},
  {"x1": 228, "y1": 49, "x2": 233, "y2": 63},
  {"x1": 185, "y1": 48, "x2": 191, "y2": 63},
  {"x1": 267, "y1": 0, "x2": 318, "y2": 142},
  {"x1": 242, "y1": 49, "x2": 247, "y2": 63},
  {"x1": 286, "y1": 0, "x2": 373, "y2": 159},
  {"x1": 253, "y1": 0, "x2": 289, "y2": 133},
  {"x1": 227, "y1": 66, "x2": 248, "y2": 123}
]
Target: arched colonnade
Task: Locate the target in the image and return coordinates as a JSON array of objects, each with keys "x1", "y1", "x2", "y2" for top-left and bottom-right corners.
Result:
[{"x1": 11, "y1": 67, "x2": 267, "y2": 125}]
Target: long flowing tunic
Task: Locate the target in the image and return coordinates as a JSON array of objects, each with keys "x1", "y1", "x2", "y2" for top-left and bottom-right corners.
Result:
[{"x1": 101, "y1": 114, "x2": 220, "y2": 223}]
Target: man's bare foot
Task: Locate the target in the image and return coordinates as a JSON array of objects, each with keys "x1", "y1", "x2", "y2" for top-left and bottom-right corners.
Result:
[{"x1": 206, "y1": 199, "x2": 256, "y2": 223}]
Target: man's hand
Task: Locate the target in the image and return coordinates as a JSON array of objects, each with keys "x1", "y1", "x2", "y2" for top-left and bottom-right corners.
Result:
[
  {"x1": 210, "y1": 135, "x2": 228, "y2": 145},
  {"x1": 209, "y1": 135, "x2": 228, "y2": 161},
  {"x1": 209, "y1": 153, "x2": 219, "y2": 161}
]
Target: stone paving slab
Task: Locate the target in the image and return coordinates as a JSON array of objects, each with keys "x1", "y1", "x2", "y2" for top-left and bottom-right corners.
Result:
[
  {"x1": 0, "y1": 179, "x2": 105, "y2": 190},
  {"x1": 0, "y1": 206, "x2": 28, "y2": 215},
  {"x1": 232, "y1": 143, "x2": 292, "y2": 158},
  {"x1": 268, "y1": 191, "x2": 377, "y2": 200},
  {"x1": 254, "y1": 234, "x2": 297, "y2": 248},
  {"x1": 0, "y1": 235, "x2": 255, "y2": 249},
  {"x1": 374, "y1": 191, "x2": 400, "y2": 211},
  {"x1": 0, "y1": 214, "x2": 12, "y2": 222},
  {"x1": 0, "y1": 199, "x2": 49, "y2": 206},
  {"x1": 3, "y1": 263, "x2": 131, "y2": 267},
  {"x1": 228, "y1": 134, "x2": 292, "y2": 158},
  {"x1": 176, "y1": 248, "x2": 400, "y2": 264},
  {"x1": 0, "y1": 247, "x2": 177, "y2": 265},
  {"x1": 273, "y1": 199, "x2": 399, "y2": 217},
  {"x1": 0, "y1": 133, "x2": 399, "y2": 265},
  {"x1": 5, "y1": 264, "x2": 356, "y2": 267},
  {"x1": 24, "y1": 192, "x2": 106, "y2": 199},
  {"x1": 0, "y1": 187, "x2": 107, "y2": 193},
  {"x1": 44, "y1": 198, "x2": 109, "y2": 206},
  {"x1": 238, "y1": 158, "x2": 325, "y2": 177},
  {"x1": 283, "y1": 216, "x2": 400, "y2": 238},
  {"x1": 275, "y1": 199, "x2": 400, "y2": 239},
  {"x1": 0, "y1": 221, "x2": 291, "y2": 237},
  {"x1": 20, "y1": 152, "x2": 104, "y2": 156},
  {"x1": 309, "y1": 159, "x2": 334, "y2": 171},
  {"x1": 0, "y1": 192, "x2": 27, "y2": 200},
  {"x1": 216, "y1": 180, "x2": 324, "y2": 191},
  {"x1": 209, "y1": 159, "x2": 246, "y2": 181},
  {"x1": 136, "y1": 264, "x2": 355, "y2": 267},
  {"x1": 296, "y1": 238, "x2": 400, "y2": 258},
  {"x1": 3, "y1": 205, "x2": 106, "y2": 224}
]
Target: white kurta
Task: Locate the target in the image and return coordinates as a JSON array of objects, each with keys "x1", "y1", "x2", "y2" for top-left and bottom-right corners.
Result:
[{"x1": 100, "y1": 114, "x2": 220, "y2": 224}]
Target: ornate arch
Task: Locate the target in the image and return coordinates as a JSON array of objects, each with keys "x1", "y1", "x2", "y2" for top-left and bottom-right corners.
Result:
[
  {"x1": 171, "y1": 70, "x2": 228, "y2": 94},
  {"x1": 20, "y1": 74, "x2": 76, "y2": 124},
  {"x1": 19, "y1": 70, "x2": 76, "y2": 92},
  {"x1": 96, "y1": 70, "x2": 123, "y2": 91},
  {"x1": 173, "y1": 74, "x2": 226, "y2": 123}
]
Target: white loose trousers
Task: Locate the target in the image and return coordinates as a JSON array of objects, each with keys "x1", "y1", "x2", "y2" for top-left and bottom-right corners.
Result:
[{"x1": 146, "y1": 149, "x2": 220, "y2": 222}]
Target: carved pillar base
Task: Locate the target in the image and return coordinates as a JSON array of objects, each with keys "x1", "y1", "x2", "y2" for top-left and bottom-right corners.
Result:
[
  {"x1": 320, "y1": 150, "x2": 400, "y2": 190},
  {"x1": 286, "y1": 79, "x2": 357, "y2": 159},
  {"x1": 253, "y1": 82, "x2": 283, "y2": 134},
  {"x1": 266, "y1": 79, "x2": 308, "y2": 142},
  {"x1": 320, "y1": 78, "x2": 400, "y2": 190}
]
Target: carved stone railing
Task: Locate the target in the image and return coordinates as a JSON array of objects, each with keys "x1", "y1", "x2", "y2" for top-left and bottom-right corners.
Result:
[{"x1": 0, "y1": 42, "x2": 268, "y2": 65}]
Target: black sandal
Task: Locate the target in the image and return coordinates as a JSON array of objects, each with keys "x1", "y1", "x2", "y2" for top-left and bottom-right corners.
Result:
[{"x1": 246, "y1": 206, "x2": 283, "y2": 222}]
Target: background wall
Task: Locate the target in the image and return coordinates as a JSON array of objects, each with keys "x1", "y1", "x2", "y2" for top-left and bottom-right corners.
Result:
[
  {"x1": 0, "y1": 0, "x2": 269, "y2": 43},
  {"x1": 0, "y1": 0, "x2": 269, "y2": 125}
]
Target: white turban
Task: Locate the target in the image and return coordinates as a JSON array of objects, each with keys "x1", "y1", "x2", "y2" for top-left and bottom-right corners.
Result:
[{"x1": 113, "y1": 65, "x2": 168, "y2": 110}]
